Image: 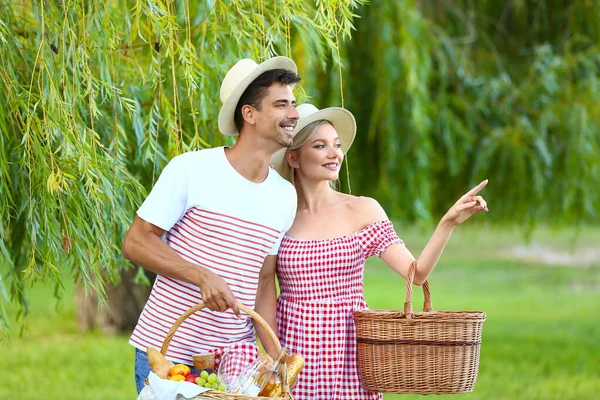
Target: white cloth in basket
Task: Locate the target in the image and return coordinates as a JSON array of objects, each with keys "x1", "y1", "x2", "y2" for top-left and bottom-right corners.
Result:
[{"x1": 137, "y1": 372, "x2": 211, "y2": 400}]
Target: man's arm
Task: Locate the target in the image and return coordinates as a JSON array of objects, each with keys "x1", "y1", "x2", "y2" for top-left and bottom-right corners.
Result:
[
  {"x1": 254, "y1": 255, "x2": 279, "y2": 359},
  {"x1": 122, "y1": 216, "x2": 239, "y2": 314}
]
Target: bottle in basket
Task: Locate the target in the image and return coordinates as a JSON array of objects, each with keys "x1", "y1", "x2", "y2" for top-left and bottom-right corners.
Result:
[
  {"x1": 231, "y1": 348, "x2": 290, "y2": 396},
  {"x1": 257, "y1": 348, "x2": 291, "y2": 396}
]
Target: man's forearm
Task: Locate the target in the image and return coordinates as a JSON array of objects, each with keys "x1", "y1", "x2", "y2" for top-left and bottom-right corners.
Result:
[
  {"x1": 123, "y1": 223, "x2": 204, "y2": 286},
  {"x1": 123, "y1": 216, "x2": 239, "y2": 313}
]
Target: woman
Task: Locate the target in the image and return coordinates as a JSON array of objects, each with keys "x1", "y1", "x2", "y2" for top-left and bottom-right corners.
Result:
[{"x1": 271, "y1": 104, "x2": 488, "y2": 400}]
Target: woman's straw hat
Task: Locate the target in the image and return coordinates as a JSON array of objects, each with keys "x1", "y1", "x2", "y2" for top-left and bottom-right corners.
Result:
[{"x1": 271, "y1": 103, "x2": 356, "y2": 182}]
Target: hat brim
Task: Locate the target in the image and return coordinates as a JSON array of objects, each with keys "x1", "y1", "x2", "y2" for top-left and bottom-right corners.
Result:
[
  {"x1": 271, "y1": 107, "x2": 356, "y2": 182},
  {"x1": 218, "y1": 57, "x2": 297, "y2": 136},
  {"x1": 294, "y1": 107, "x2": 356, "y2": 154}
]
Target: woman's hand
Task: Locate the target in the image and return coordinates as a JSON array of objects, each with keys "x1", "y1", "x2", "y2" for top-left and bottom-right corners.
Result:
[{"x1": 442, "y1": 179, "x2": 489, "y2": 226}]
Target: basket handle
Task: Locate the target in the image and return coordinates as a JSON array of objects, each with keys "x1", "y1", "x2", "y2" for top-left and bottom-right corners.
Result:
[
  {"x1": 403, "y1": 261, "x2": 433, "y2": 321},
  {"x1": 160, "y1": 301, "x2": 282, "y2": 359}
]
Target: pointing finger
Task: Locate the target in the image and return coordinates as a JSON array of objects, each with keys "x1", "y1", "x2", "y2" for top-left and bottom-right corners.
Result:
[{"x1": 465, "y1": 179, "x2": 488, "y2": 197}]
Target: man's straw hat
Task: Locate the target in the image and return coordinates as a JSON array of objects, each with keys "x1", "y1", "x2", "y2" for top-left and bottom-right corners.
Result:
[{"x1": 218, "y1": 57, "x2": 297, "y2": 136}]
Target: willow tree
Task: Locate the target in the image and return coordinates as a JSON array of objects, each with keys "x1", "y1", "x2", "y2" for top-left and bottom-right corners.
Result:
[
  {"x1": 0, "y1": 0, "x2": 365, "y2": 338},
  {"x1": 319, "y1": 0, "x2": 600, "y2": 227},
  {"x1": 4, "y1": 0, "x2": 600, "y2": 338}
]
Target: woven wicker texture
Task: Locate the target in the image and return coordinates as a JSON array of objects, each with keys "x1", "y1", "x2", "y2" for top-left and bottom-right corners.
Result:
[
  {"x1": 160, "y1": 302, "x2": 293, "y2": 400},
  {"x1": 353, "y1": 261, "x2": 485, "y2": 394}
]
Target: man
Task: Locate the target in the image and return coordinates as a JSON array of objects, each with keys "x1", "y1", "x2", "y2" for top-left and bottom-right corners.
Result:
[{"x1": 123, "y1": 56, "x2": 301, "y2": 393}]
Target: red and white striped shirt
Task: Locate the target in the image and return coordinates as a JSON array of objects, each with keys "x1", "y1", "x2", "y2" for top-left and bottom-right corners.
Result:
[{"x1": 129, "y1": 147, "x2": 296, "y2": 365}]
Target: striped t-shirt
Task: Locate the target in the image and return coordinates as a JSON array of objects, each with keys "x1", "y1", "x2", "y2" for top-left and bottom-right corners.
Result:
[{"x1": 129, "y1": 147, "x2": 297, "y2": 365}]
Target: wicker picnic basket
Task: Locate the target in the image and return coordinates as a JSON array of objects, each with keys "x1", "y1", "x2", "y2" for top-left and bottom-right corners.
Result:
[
  {"x1": 158, "y1": 301, "x2": 293, "y2": 400},
  {"x1": 353, "y1": 261, "x2": 486, "y2": 394}
]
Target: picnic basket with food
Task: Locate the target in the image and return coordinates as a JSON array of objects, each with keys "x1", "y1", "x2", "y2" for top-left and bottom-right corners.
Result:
[{"x1": 145, "y1": 301, "x2": 304, "y2": 399}]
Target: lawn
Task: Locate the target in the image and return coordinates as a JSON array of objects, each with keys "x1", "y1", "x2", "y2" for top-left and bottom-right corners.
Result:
[{"x1": 1, "y1": 224, "x2": 599, "y2": 400}]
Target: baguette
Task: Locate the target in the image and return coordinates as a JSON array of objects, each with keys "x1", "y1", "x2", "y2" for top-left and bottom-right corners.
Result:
[
  {"x1": 285, "y1": 353, "x2": 305, "y2": 386},
  {"x1": 147, "y1": 347, "x2": 174, "y2": 379}
]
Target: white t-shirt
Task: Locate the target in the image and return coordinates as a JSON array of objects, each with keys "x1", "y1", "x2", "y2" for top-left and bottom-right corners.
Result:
[{"x1": 129, "y1": 147, "x2": 297, "y2": 364}]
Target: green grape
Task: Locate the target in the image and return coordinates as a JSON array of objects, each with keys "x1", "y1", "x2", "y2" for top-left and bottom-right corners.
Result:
[
  {"x1": 200, "y1": 370, "x2": 209, "y2": 379},
  {"x1": 196, "y1": 378, "x2": 207, "y2": 387},
  {"x1": 217, "y1": 384, "x2": 227, "y2": 392},
  {"x1": 207, "y1": 373, "x2": 217, "y2": 383}
]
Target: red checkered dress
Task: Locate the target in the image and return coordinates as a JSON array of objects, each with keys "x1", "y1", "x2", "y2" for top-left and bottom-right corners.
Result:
[{"x1": 276, "y1": 220, "x2": 403, "y2": 400}]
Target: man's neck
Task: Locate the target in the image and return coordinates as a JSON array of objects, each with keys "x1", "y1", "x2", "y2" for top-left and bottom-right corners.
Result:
[{"x1": 225, "y1": 133, "x2": 280, "y2": 183}]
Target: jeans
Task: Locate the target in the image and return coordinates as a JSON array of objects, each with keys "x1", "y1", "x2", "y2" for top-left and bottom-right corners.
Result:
[
  {"x1": 134, "y1": 348, "x2": 202, "y2": 394},
  {"x1": 134, "y1": 348, "x2": 153, "y2": 394}
]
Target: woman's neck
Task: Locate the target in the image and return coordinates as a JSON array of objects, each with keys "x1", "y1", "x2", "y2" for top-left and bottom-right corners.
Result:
[{"x1": 295, "y1": 178, "x2": 338, "y2": 214}]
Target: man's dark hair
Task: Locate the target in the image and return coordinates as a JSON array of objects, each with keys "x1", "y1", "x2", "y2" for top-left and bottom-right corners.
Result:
[{"x1": 234, "y1": 69, "x2": 302, "y2": 132}]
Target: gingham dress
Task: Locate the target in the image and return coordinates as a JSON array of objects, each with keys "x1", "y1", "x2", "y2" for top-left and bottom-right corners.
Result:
[{"x1": 276, "y1": 220, "x2": 403, "y2": 400}]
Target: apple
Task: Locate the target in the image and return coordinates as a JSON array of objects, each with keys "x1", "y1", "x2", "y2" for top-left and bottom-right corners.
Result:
[
  {"x1": 185, "y1": 374, "x2": 199, "y2": 383},
  {"x1": 168, "y1": 374, "x2": 185, "y2": 381},
  {"x1": 169, "y1": 364, "x2": 191, "y2": 377}
]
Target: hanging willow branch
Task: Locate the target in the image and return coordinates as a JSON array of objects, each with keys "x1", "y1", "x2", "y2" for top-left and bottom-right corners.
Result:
[
  {"x1": 2, "y1": 0, "x2": 598, "y2": 340},
  {"x1": 0, "y1": 0, "x2": 366, "y2": 339}
]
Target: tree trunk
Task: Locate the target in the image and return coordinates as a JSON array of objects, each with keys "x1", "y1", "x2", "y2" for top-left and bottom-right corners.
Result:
[{"x1": 75, "y1": 268, "x2": 154, "y2": 335}]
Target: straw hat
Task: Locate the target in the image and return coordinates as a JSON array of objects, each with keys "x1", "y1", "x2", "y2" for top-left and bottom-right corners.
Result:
[
  {"x1": 218, "y1": 56, "x2": 297, "y2": 136},
  {"x1": 271, "y1": 103, "x2": 356, "y2": 182}
]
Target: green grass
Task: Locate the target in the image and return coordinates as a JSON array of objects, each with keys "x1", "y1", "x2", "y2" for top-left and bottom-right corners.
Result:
[
  {"x1": 0, "y1": 278, "x2": 136, "y2": 400},
  {"x1": 2, "y1": 225, "x2": 599, "y2": 399},
  {"x1": 365, "y1": 224, "x2": 600, "y2": 400}
]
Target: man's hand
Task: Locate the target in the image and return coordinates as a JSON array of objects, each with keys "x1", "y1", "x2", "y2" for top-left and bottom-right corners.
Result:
[
  {"x1": 123, "y1": 216, "x2": 240, "y2": 316},
  {"x1": 198, "y1": 269, "x2": 240, "y2": 316}
]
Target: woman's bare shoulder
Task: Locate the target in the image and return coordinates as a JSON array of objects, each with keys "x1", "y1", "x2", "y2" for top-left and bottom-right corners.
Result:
[{"x1": 341, "y1": 194, "x2": 389, "y2": 225}]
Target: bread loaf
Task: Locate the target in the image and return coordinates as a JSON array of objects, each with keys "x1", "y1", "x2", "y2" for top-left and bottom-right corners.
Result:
[
  {"x1": 147, "y1": 347, "x2": 174, "y2": 379},
  {"x1": 286, "y1": 353, "x2": 305, "y2": 386}
]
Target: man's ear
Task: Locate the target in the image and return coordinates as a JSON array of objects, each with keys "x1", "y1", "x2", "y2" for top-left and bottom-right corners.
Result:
[{"x1": 241, "y1": 104, "x2": 256, "y2": 126}]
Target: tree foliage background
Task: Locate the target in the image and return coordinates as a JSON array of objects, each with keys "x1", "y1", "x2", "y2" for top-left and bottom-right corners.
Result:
[
  {"x1": 326, "y1": 0, "x2": 600, "y2": 228},
  {"x1": 1, "y1": 0, "x2": 599, "y2": 337},
  {"x1": 0, "y1": 0, "x2": 365, "y2": 337}
]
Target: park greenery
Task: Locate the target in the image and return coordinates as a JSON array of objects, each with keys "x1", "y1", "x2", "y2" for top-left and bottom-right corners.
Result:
[
  {"x1": 2, "y1": 226, "x2": 599, "y2": 399},
  {"x1": 0, "y1": 0, "x2": 366, "y2": 336},
  {"x1": 0, "y1": 0, "x2": 598, "y2": 354}
]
